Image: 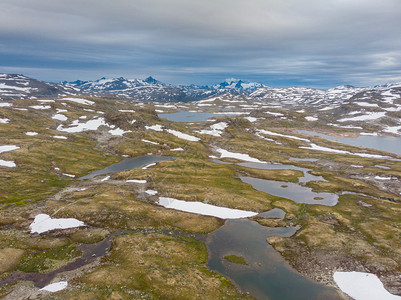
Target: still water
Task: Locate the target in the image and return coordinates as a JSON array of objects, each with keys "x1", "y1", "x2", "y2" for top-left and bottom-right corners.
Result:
[
  {"x1": 158, "y1": 110, "x2": 247, "y2": 122},
  {"x1": 299, "y1": 130, "x2": 401, "y2": 156},
  {"x1": 206, "y1": 219, "x2": 340, "y2": 300},
  {"x1": 79, "y1": 155, "x2": 176, "y2": 180}
]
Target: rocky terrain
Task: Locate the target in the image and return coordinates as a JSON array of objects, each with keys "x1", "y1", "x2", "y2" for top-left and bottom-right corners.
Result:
[{"x1": 0, "y1": 76, "x2": 400, "y2": 299}]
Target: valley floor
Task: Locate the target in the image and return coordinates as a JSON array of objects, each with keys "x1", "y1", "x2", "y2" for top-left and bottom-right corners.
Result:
[{"x1": 0, "y1": 94, "x2": 400, "y2": 299}]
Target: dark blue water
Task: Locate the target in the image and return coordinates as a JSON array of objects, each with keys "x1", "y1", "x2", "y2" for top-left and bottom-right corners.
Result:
[
  {"x1": 207, "y1": 219, "x2": 340, "y2": 300},
  {"x1": 79, "y1": 155, "x2": 176, "y2": 180}
]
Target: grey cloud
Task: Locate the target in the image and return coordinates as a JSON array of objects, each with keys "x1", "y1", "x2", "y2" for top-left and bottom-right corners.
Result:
[{"x1": 0, "y1": 0, "x2": 400, "y2": 87}]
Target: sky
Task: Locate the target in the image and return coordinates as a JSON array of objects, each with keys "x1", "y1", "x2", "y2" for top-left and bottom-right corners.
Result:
[{"x1": 0, "y1": 0, "x2": 401, "y2": 88}]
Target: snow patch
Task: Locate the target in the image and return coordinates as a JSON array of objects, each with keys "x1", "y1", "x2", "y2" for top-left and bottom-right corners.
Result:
[
  {"x1": 145, "y1": 190, "x2": 158, "y2": 196},
  {"x1": 52, "y1": 114, "x2": 68, "y2": 121},
  {"x1": 61, "y1": 97, "x2": 95, "y2": 105},
  {"x1": 338, "y1": 112, "x2": 386, "y2": 122},
  {"x1": 216, "y1": 148, "x2": 266, "y2": 163},
  {"x1": 30, "y1": 214, "x2": 85, "y2": 234},
  {"x1": 109, "y1": 128, "x2": 131, "y2": 136},
  {"x1": 142, "y1": 139, "x2": 159, "y2": 145},
  {"x1": 127, "y1": 179, "x2": 147, "y2": 183},
  {"x1": 333, "y1": 271, "x2": 401, "y2": 300},
  {"x1": 167, "y1": 129, "x2": 200, "y2": 142},
  {"x1": 257, "y1": 129, "x2": 309, "y2": 142},
  {"x1": 25, "y1": 132, "x2": 38, "y2": 136},
  {"x1": 40, "y1": 281, "x2": 68, "y2": 293},
  {"x1": 29, "y1": 105, "x2": 51, "y2": 110},
  {"x1": 57, "y1": 117, "x2": 107, "y2": 133},
  {"x1": 145, "y1": 124, "x2": 164, "y2": 132},
  {"x1": 158, "y1": 197, "x2": 258, "y2": 219}
]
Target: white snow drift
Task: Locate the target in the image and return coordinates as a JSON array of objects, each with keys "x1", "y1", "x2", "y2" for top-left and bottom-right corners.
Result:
[
  {"x1": 215, "y1": 148, "x2": 266, "y2": 163},
  {"x1": 40, "y1": 281, "x2": 68, "y2": 293},
  {"x1": 30, "y1": 214, "x2": 85, "y2": 234},
  {"x1": 333, "y1": 271, "x2": 401, "y2": 300},
  {"x1": 158, "y1": 197, "x2": 258, "y2": 219}
]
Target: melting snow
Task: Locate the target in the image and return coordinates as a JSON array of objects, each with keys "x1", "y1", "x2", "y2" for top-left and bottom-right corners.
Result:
[
  {"x1": 100, "y1": 176, "x2": 110, "y2": 182},
  {"x1": 145, "y1": 190, "x2": 158, "y2": 196},
  {"x1": 216, "y1": 148, "x2": 266, "y2": 163},
  {"x1": 0, "y1": 118, "x2": 9, "y2": 123},
  {"x1": 53, "y1": 136, "x2": 68, "y2": 140},
  {"x1": 338, "y1": 112, "x2": 386, "y2": 122},
  {"x1": 57, "y1": 117, "x2": 107, "y2": 133},
  {"x1": 305, "y1": 116, "x2": 318, "y2": 121},
  {"x1": 300, "y1": 143, "x2": 390, "y2": 159},
  {"x1": 142, "y1": 139, "x2": 159, "y2": 145},
  {"x1": 25, "y1": 132, "x2": 38, "y2": 136},
  {"x1": 355, "y1": 102, "x2": 379, "y2": 107},
  {"x1": 118, "y1": 109, "x2": 135, "y2": 113},
  {"x1": 145, "y1": 124, "x2": 164, "y2": 131},
  {"x1": 245, "y1": 117, "x2": 258, "y2": 122},
  {"x1": 29, "y1": 105, "x2": 51, "y2": 110},
  {"x1": 257, "y1": 129, "x2": 310, "y2": 142},
  {"x1": 127, "y1": 179, "x2": 147, "y2": 183},
  {"x1": 0, "y1": 102, "x2": 12, "y2": 107},
  {"x1": 198, "y1": 122, "x2": 228, "y2": 137},
  {"x1": 171, "y1": 147, "x2": 184, "y2": 151},
  {"x1": 0, "y1": 159, "x2": 16, "y2": 167},
  {"x1": 158, "y1": 197, "x2": 258, "y2": 219},
  {"x1": 333, "y1": 271, "x2": 401, "y2": 300},
  {"x1": 167, "y1": 129, "x2": 200, "y2": 142},
  {"x1": 30, "y1": 214, "x2": 85, "y2": 234},
  {"x1": 142, "y1": 163, "x2": 156, "y2": 169},
  {"x1": 109, "y1": 128, "x2": 131, "y2": 136},
  {"x1": 40, "y1": 281, "x2": 68, "y2": 293},
  {"x1": 61, "y1": 97, "x2": 95, "y2": 105},
  {"x1": 0, "y1": 145, "x2": 20, "y2": 153},
  {"x1": 63, "y1": 173, "x2": 76, "y2": 178},
  {"x1": 52, "y1": 114, "x2": 68, "y2": 121},
  {"x1": 375, "y1": 176, "x2": 393, "y2": 180}
]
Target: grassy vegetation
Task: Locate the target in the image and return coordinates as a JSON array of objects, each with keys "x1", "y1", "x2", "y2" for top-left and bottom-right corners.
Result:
[
  {"x1": 65, "y1": 232, "x2": 251, "y2": 299},
  {"x1": 1, "y1": 95, "x2": 401, "y2": 297},
  {"x1": 224, "y1": 255, "x2": 248, "y2": 265}
]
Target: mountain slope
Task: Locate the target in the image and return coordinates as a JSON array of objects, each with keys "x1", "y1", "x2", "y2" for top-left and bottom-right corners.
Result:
[{"x1": 0, "y1": 74, "x2": 87, "y2": 100}]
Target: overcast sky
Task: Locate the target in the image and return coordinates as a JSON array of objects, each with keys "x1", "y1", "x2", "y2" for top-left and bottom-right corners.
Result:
[{"x1": 1, "y1": 0, "x2": 400, "y2": 88}]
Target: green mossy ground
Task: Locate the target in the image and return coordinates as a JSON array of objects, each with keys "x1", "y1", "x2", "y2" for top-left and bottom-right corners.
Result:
[{"x1": 1, "y1": 96, "x2": 400, "y2": 298}]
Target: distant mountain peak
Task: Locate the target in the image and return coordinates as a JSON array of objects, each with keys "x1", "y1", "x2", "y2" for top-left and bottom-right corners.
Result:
[{"x1": 144, "y1": 76, "x2": 160, "y2": 84}]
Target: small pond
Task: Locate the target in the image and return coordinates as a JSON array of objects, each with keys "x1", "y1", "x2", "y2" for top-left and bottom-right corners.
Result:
[
  {"x1": 79, "y1": 155, "x2": 176, "y2": 180},
  {"x1": 299, "y1": 130, "x2": 401, "y2": 156},
  {"x1": 241, "y1": 176, "x2": 338, "y2": 206},
  {"x1": 236, "y1": 161, "x2": 326, "y2": 183},
  {"x1": 158, "y1": 110, "x2": 248, "y2": 123},
  {"x1": 206, "y1": 219, "x2": 340, "y2": 300},
  {"x1": 256, "y1": 208, "x2": 286, "y2": 219}
]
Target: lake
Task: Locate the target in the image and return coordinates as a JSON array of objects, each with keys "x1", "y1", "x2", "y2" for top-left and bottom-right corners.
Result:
[
  {"x1": 158, "y1": 110, "x2": 248, "y2": 122},
  {"x1": 79, "y1": 155, "x2": 176, "y2": 180},
  {"x1": 207, "y1": 219, "x2": 340, "y2": 300},
  {"x1": 241, "y1": 176, "x2": 338, "y2": 206},
  {"x1": 299, "y1": 130, "x2": 401, "y2": 156}
]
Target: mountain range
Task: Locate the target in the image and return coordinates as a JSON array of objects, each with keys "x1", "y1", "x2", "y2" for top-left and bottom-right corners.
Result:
[{"x1": 1, "y1": 73, "x2": 400, "y2": 107}]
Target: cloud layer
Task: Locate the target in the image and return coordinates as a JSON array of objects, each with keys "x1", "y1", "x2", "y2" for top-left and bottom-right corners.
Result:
[{"x1": 1, "y1": 0, "x2": 400, "y2": 87}]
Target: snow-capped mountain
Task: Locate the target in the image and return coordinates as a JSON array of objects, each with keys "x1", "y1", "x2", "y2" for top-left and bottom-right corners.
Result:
[
  {"x1": 2, "y1": 73, "x2": 400, "y2": 110},
  {"x1": 66, "y1": 76, "x2": 191, "y2": 102},
  {"x1": 65, "y1": 77, "x2": 267, "y2": 102},
  {"x1": 212, "y1": 78, "x2": 266, "y2": 91},
  {"x1": 0, "y1": 74, "x2": 87, "y2": 100},
  {"x1": 250, "y1": 85, "x2": 370, "y2": 106}
]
